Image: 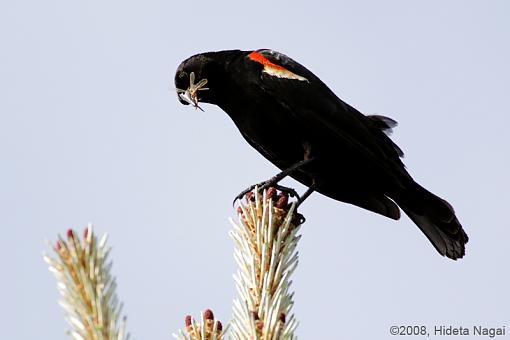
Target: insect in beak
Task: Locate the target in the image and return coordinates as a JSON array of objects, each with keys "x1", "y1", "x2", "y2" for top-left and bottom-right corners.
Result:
[{"x1": 177, "y1": 72, "x2": 208, "y2": 112}]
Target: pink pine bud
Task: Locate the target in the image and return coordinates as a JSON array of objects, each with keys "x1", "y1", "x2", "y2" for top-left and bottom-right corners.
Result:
[
  {"x1": 203, "y1": 309, "x2": 214, "y2": 320},
  {"x1": 275, "y1": 193, "x2": 289, "y2": 209},
  {"x1": 67, "y1": 229, "x2": 74, "y2": 240},
  {"x1": 267, "y1": 187, "x2": 277, "y2": 200},
  {"x1": 185, "y1": 315, "x2": 192, "y2": 327}
]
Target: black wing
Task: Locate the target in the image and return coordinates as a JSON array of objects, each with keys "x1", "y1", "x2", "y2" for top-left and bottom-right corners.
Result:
[{"x1": 248, "y1": 49, "x2": 407, "y2": 178}]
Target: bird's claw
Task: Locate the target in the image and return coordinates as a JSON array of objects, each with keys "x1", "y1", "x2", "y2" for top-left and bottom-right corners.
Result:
[
  {"x1": 272, "y1": 184, "x2": 300, "y2": 200},
  {"x1": 232, "y1": 182, "x2": 300, "y2": 206},
  {"x1": 232, "y1": 182, "x2": 264, "y2": 206}
]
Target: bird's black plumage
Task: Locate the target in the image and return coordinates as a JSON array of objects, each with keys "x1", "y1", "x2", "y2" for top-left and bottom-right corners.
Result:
[{"x1": 175, "y1": 49, "x2": 468, "y2": 260}]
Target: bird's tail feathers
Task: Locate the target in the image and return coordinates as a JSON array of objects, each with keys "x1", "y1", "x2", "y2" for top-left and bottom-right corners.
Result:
[{"x1": 394, "y1": 182, "x2": 468, "y2": 260}]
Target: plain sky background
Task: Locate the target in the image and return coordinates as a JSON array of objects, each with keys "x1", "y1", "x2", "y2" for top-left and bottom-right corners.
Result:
[{"x1": 1, "y1": 1, "x2": 509, "y2": 339}]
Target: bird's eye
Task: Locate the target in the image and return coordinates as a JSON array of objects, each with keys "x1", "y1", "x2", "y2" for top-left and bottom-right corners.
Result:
[{"x1": 179, "y1": 72, "x2": 188, "y2": 80}]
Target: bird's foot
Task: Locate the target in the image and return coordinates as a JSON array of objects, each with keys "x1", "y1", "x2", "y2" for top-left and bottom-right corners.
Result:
[
  {"x1": 232, "y1": 183, "x2": 263, "y2": 206},
  {"x1": 235, "y1": 185, "x2": 307, "y2": 226},
  {"x1": 271, "y1": 184, "x2": 300, "y2": 200},
  {"x1": 233, "y1": 181, "x2": 300, "y2": 206}
]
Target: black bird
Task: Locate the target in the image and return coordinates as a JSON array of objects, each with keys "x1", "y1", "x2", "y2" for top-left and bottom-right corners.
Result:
[{"x1": 174, "y1": 49, "x2": 468, "y2": 260}]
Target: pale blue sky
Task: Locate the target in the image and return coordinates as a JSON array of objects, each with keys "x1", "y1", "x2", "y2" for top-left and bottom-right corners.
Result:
[{"x1": 1, "y1": 1, "x2": 509, "y2": 339}]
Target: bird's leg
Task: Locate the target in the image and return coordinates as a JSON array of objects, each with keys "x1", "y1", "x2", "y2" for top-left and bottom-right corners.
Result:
[
  {"x1": 233, "y1": 157, "x2": 314, "y2": 204},
  {"x1": 297, "y1": 178, "x2": 316, "y2": 207},
  {"x1": 262, "y1": 158, "x2": 313, "y2": 189},
  {"x1": 295, "y1": 142, "x2": 316, "y2": 206}
]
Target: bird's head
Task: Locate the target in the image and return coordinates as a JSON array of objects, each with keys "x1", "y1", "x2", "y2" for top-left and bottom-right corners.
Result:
[{"x1": 175, "y1": 51, "x2": 241, "y2": 110}]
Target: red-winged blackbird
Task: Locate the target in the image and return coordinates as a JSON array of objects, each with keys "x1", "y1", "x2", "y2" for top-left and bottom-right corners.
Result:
[{"x1": 175, "y1": 49, "x2": 468, "y2": 260}]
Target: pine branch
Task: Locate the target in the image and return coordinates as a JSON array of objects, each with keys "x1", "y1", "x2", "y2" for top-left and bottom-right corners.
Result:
[
  {"x1": 229, "y1": 188, "x2": 303, "y2": 339},
  {"x1": 44, "y1": 225, "x2": 129, "y2": 340}
]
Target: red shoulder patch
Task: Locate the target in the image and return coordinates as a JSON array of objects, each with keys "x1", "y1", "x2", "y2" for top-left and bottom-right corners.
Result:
[
  {"x1": 249, "y1": 51, "x2": 287, "y2": 71},
  {"x1": 248, "y1": 51, "x2": 308, "y2": 82}
]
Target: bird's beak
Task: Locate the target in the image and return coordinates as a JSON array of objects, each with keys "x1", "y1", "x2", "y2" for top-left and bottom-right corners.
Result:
[
  {"x1": 179, "y1": 89, "x2": 196, "y2": 106},
  {"x1": 178, "y1": 88, "x2": 204, "y2": 111}
]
